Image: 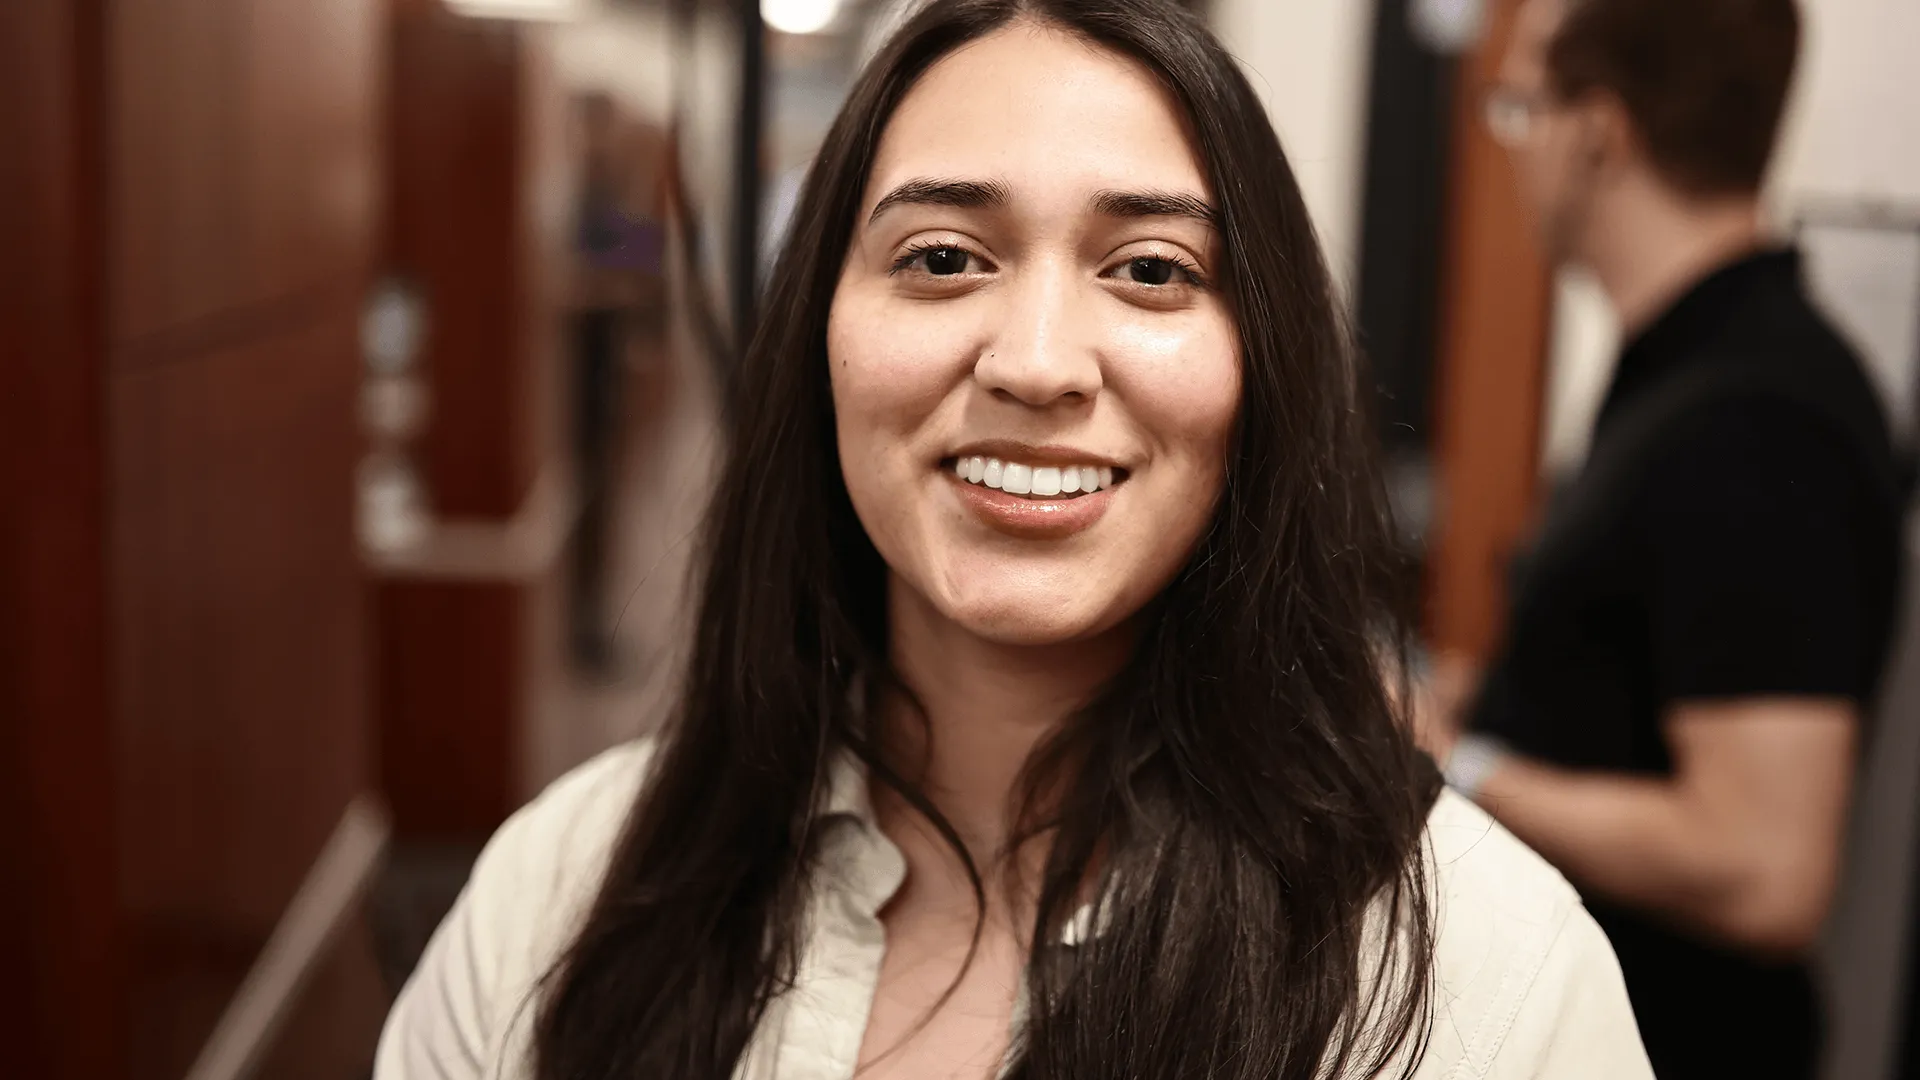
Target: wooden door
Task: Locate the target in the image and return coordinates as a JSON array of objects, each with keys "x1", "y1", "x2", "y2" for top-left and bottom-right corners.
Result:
[
  {"x1": 0, "y1": 2, "x2": 119, "y2": 1077},
  {"x1": 373, "y1": 5, "x2": 571, "y2": 842},
  {"x1": 1425, "y1": 0, "x2": 1554, "y2": 662}
]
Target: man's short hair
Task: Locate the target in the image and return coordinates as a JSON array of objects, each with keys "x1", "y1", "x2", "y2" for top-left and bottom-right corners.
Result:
[{"x1": 1546, "y1": 0, "x2": 1801, "y2": 197}]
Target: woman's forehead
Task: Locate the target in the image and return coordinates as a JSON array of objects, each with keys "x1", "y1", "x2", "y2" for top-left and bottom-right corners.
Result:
[{"x1": 861, "y1": 25, "x2": 1212, "y2": 215}]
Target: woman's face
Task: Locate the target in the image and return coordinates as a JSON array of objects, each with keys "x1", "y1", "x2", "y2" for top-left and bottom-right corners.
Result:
[{"x1": 829, "y1": 24, "x2": 1240, "y2": 646}]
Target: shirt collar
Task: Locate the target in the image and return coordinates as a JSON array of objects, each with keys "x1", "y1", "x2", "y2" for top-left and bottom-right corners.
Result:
[
  {"x1": 810, "y1": 745, "x2": 1106, "y2": 946},
  {"x1": 819, "y1": 744, "x2": 880, "y2": 827}
]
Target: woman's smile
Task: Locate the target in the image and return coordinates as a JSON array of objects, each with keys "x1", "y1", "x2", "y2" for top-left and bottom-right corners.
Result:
[
  {"x1": 943, "y1": 455, "x2": 1129, "y2": 541},
  {"x1": 949, "y1": 457, "x2": 1116, "y2": 499},
  {"x1": 934, "y1": 440, "x2": 1132, "y2": 540}
]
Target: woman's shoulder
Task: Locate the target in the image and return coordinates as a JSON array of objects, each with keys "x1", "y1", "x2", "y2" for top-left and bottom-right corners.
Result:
[
  {"x1": 1411, "y1": 790, "x2": 1652, "y2": 1078},
  {"x1": 1421, "y1": 787, "x2": 1585, "y2": 992},
  {"x1": 1425, "y1": 787, "x2": 1578, "y2": 912},
  {"x1": 501, "y1": 738, "x2": 661, "y2": 859},
  {"x1": 473, "y1": 738, "x2": 661, "y2": 950}
]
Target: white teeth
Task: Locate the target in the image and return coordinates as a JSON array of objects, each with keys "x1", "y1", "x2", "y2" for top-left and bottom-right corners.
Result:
[{"x1": 949, "y1": 456, "x2": 1120, "y2": 498}]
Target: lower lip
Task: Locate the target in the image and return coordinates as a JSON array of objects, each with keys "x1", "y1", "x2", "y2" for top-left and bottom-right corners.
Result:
[{"x1": 948, "y1": 472, "x2": 1117, "y2": 540}]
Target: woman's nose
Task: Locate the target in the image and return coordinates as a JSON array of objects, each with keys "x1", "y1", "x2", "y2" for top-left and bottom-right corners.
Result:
[{"x1": 972, "y1": 267, "x2": 1103, "y2": 407}]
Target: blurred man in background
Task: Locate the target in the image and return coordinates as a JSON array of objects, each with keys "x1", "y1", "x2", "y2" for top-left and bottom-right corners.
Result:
[{"x1": 1432, "y1": 1, "x2": 1906, "y2": 1076}]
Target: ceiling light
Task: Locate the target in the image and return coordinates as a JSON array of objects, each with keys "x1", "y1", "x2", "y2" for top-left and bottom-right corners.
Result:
[
  {"x1": 442, "y1": 0, "x2": 579, "y2": 21},
  {"x1": 762, "y1": 0, "x2": 841, "y2": 35}
]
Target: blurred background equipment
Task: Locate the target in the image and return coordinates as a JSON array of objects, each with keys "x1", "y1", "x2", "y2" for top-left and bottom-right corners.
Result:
[
  {"x1": 1792, "y1": 197, "x2": 1920, "y2": 1080},
  {"x1": 357, "y1": 277, "x2": 434, "y2": 555},
  {"x1": 3, "y1": 0, "x2": 1918, "y2": 1078},
  {"x1": 1794, "y1": 200, "x2": 1920, "y2": 456}
]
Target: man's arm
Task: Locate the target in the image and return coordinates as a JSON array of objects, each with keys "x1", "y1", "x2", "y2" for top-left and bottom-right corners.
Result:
[
  {"x1": 1472, "y1": 698, "x2": 1857, "y2": 954},
  {"x1": 1462, "y1": 399, "x2": 1885, "y2": 955}
]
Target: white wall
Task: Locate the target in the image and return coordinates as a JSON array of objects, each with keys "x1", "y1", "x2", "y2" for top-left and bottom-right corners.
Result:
[
  {"x1": 1772, "y1": 0, "x2": 1920, "y2": 207},
  {"x1": 1538, "y1": 270, "x2": 1618, "y2": 477},
  {"x1": 1773, "y1": 0, "x2": 1920, "y2": 448},
  {"x1": 1209, "y1": 0, "x2": 1379, "y2": 294}
]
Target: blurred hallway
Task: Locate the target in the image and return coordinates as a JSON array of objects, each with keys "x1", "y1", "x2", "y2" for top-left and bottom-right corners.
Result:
[{"x1": 528, "y1": 271, "x2": 726, "y2": 789}]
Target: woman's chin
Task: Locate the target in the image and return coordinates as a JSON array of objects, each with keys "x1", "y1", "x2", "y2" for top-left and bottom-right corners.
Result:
[
  {"x1": 935, "y1": 591, "x2": 1126, "y2": 648},
  {"x1": 901, "y1": 549, "x2": 1173, "y2": 649}
]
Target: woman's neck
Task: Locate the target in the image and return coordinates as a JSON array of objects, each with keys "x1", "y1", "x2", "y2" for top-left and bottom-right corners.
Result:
[{"x1": 877, "y1": 575, "x2": 1134, "y2": 864}]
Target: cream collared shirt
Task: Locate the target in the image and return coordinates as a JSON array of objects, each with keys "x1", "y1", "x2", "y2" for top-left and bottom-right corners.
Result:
[{"x1": 375, "y1": 740, "x2": 1654, "y2": 1079}]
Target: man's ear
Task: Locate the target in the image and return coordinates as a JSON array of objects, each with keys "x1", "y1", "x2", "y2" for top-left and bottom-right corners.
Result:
[{"x1": 1580, "y1": 90, "x2": 1640, "y2": 178}]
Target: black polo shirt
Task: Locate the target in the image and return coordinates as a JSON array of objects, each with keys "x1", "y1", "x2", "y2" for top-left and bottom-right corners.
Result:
[{"x1": 1468, "y1": 249, "x2": 1906, "y2": 1079}]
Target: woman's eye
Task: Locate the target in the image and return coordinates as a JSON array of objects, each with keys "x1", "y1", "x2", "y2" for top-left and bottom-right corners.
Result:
[
  {"x1": 1119, "y1": 256, "x2": 1194, "y2": 287},
  {"x1": 905, "y1": 246, "x2": 972, "y2": 275}
]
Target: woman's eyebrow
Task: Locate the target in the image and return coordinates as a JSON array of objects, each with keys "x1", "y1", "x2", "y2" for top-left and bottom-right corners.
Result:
[
  {"x1": 864, "y1": 179, "x2": 1218, "y2": 230},
  {"x1": 1090, "y1": 188, "x2": 1218, "y2": 227},
  {"x1": 867, "y1": 177, "x2": 1011, "y2": 225}
]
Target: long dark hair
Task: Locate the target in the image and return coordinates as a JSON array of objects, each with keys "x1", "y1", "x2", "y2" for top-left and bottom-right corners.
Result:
[{"x1": 536, "y1": 2, "x2": 1440, "y2": 1077}]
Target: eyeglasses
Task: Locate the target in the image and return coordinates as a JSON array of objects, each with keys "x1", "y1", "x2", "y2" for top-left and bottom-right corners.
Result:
[{"x1": 1481, "y1": 84, "x2": 1549, "y2": 147}]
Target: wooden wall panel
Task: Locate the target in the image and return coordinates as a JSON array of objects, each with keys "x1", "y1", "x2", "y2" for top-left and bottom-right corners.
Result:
[
  {"x1": 108, "y1": 0, "x2": 380, "y2": 353},
  {"x1": 374, "y1": 12, "x2": 573, "y2": 846},
  {"x1": 103, "y1": 0, "x2": 385, "y2": 1074},
  {"x1": 0, "y1": 0, "x2": 124, "y2": 1075},
  {"x1": 110, "y1": 313, "x2": 369, "y2": 932},
  {"x1": 110, "y1": 312, "x2": 373, "y2": 1080},
  {"x1": 1425, "y1": 0, "x2": 1554, "y2": 660},
  {"x1": 6, "y1": 0, "x2": 386, "y2": 1076},
  {"x1": 376, "y1": 582, "x2": 525, "y2": 836},
  {"x1": 388, "y1": 10, "x2": 539, "y2": 518}
]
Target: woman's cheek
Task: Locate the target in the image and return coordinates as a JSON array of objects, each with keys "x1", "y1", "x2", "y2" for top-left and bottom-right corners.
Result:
[
  {"x1": 1104, "y1": 316, "x2": 1241, "y2": 444},
  {"x1": 830, "y1": 289, "x2": 993, "y2": 411}
]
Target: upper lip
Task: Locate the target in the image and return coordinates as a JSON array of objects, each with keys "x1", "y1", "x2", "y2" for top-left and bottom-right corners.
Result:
[{"x1": 944, "y1": 440, "x2": 1127, "y2": 468}]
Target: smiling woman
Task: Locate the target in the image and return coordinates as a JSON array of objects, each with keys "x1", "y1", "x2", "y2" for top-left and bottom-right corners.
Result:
[
  {"x1": 373, "y1": 3, "x2": 1654, "y2": 1079},
  {"x1": 828, "y1": 33, "x2": 1239, "y2": 647}
]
